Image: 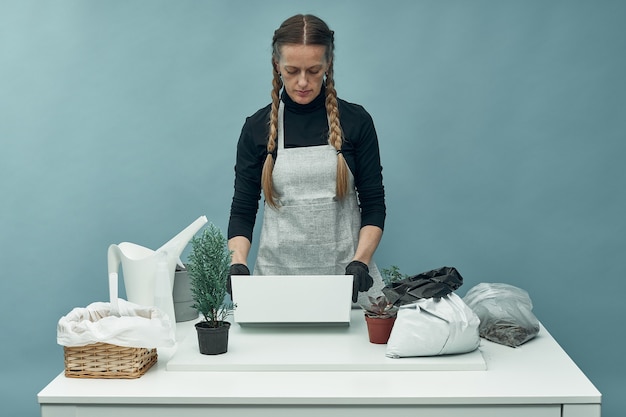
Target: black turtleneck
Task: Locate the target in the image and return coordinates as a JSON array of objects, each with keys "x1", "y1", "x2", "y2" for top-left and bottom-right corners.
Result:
[
  {"x1": 281, "y1": 87, "x2": 328, "y2": 148},
  {"x1": 228, "y1": 89, "x2": 386, "y2": 241}
]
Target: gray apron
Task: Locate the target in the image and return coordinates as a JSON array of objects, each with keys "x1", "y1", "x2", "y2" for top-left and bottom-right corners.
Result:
[{"x1": 254, "y1": 101, "x2": 384, "y2": 305}]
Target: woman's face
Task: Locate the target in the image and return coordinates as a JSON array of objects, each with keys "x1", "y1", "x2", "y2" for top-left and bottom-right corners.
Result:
[{"x1": 276, "y1": 44, "x2": 330, "y2": 105}]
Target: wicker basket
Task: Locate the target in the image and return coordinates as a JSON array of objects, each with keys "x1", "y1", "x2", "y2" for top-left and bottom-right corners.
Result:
[{"x1": 63, "y1": 342, "x2": 157, "y2": 379}]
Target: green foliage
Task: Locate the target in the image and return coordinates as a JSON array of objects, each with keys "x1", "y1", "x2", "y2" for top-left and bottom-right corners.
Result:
[
  {"x1": 187, "y1": 223, "x2": 234, "y2": 326},
  {"x1": 381, "y1": 265, "x2": 408, "y2": 286}
]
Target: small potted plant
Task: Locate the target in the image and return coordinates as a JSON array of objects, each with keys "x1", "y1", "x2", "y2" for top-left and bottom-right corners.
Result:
[
  {"x1": 381, "y1": 265, "x2": 408, "y2": 285},
  {"x1": 187, "y1": 223, "x2": 235, "y2": 355},
  {"x1": 362, "y1": 295, "x2": 398, "y2": 344}
]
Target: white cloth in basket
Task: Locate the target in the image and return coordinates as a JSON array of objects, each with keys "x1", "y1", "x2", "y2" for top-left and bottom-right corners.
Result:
[{"x1": 57, "y1": 298, "x2": 175, "y2": 348}]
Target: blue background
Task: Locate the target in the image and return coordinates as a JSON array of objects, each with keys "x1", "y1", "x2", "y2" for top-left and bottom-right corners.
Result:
[{"x1": 1, "y1": 1, "x2": 624, "y2": 416}]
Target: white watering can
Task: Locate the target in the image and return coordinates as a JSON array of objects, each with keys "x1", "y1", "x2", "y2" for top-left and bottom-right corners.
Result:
[{"x1": 107, "y1": 215, "x2": 208, "y2": 321}]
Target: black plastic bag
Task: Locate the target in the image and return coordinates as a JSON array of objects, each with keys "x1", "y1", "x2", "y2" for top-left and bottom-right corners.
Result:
[{"x1": 382, "y1": 266, "x2": 463, "y2": 306}]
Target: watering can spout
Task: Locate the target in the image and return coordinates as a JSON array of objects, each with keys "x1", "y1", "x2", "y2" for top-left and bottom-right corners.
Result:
[
  {"x1": 107, "y1": 215, "x2": 208, "y2": 310},
  {"x1": 157, "y1": 215, "x2": 208, "y2": 265}
]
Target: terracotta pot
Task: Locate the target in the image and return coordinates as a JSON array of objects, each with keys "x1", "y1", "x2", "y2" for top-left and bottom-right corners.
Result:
[
  {"x1": 364, "y1": 315, "x2": 396, "y2": 344},
  {"x1": 195, "y1": 321, "x2": 231, "y2": 355}
]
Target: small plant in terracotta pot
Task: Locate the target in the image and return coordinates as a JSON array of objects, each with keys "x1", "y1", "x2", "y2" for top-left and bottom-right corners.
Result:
[
  {"x1": 187, "y1": 223, "x2": 235, "y2": 355},
  {"x1": 362, "y1": 295, "x2": 398, "y2": 344}
]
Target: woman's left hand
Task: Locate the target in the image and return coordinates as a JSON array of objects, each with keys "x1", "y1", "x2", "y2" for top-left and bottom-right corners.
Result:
[{"x1": 345, "y1": 260, "x2": 374, "y2": 302}]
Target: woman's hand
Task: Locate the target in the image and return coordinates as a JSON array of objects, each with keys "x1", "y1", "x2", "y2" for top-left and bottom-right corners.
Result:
[
  {"x1": 227, "y1": 263, "x2": 250, "y2": 298},
  {"x1": 345, "y1": 260, "x2": 374, "y2": 302}
]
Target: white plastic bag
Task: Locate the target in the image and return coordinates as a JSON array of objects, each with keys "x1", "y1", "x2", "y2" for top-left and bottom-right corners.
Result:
[
  {"x1": 57, "y1": 298, "x2": 176, "y2": 348},
  {"x1": 463, "y1": 282, "x2": 540, "y2": 347},
  {"x1": 385, "y1": 293, "x2": 480, "y2": 358}
]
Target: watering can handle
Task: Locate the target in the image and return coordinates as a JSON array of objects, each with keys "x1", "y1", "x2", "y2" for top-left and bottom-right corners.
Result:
[
  {"x1": 109, "y1": 272, "x2": 119, "y2": 316},
  {"x1": 107, "y1": 244, "x2": 122, "y2": 316}
]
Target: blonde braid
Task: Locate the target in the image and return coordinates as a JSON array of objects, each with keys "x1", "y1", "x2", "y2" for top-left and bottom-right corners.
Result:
[
  {"x1": 261, "y1": 62, "x2": 283, "y2": 208},
  {"x1": 325, "y1": 63, "x2": 349, "y2": 199}
]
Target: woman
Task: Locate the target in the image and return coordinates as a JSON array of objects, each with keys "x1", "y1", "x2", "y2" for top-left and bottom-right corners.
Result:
[{"x1": 227, "y1": 14, "x2": 386, "y2": 304}]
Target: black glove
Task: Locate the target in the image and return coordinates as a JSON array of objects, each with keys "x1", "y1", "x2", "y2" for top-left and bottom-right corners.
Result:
[
  {"x1": 227, "y1": 263, "x2": 250, "y2": 297},
  {"x1": 345, "y1": 260, "x2": 374, "y2": 302}
]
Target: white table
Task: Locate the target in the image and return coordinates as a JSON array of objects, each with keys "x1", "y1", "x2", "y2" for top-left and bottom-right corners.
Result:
[{"x1": 38, "y1": 310, "x2": 601, "y2": 417}]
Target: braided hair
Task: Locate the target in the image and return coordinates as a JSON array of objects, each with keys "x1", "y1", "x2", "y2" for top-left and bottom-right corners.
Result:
[{"x1": 262, "y1": 14, "x2": 348, "y2": 208}]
